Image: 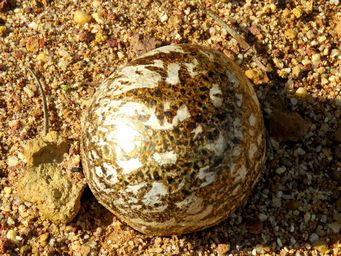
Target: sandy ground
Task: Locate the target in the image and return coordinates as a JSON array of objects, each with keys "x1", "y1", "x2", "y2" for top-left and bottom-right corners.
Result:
[{"x1": 0, "y1": 0, "x2": 340, "y2": 255}]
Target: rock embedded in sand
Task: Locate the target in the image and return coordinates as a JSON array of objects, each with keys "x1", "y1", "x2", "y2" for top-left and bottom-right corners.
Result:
[{"x1": 17, "y1": 131, "x2": 86, "y2": 224}]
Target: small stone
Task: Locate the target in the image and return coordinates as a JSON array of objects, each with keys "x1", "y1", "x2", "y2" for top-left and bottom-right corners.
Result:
[
  {"x1": 0, "y1": 25, "x2": 6, "y2": 37},
  {"x1": 269, "y1": 110, "x2": 311, "y2": 142},
  {"x1": 335, "y1": 22, "x2": 341, "y2": 39},
  {"x1": 17, "y1": 131, "x2": 86, "y2": 224},
  {"x1": 39, "y1": 233, "x2": 49, "y2": 246},
  {"x1": 259, "y1": 213, "x2": 268, "y2": 222},
  {"x1": 36, "y1": 52, "x2": 49, "y2": 63},
  {"x1": 295, "y1": 87, "x2": 307, "y2": 97},
  {"x1": 160, "y1": 13, "x2": 168, "y2": 23},
  {"x1": 275, "y1": 166, "x2": 286, "y2": 174},
  {"x1": 285, "y1": 29, "x2": 297, "y2": 40},
  {"x1": 309, "y1": 233, "x2": 319, "y2": 243},
  {"x1": 23, "y1": 86, "x2": 35, "y2": 98},
  {"x1": 73, "y1": 10, "x2": 92, "y2": 25},
  {"x1": 277, "y1": 238, "x2": 283, "y2": 247},
  {"x1": 216, "y1": 243, "x2": 230, "y2": 255},
  {"x1": 3, "y1": 186, "x2": 12, "y2": 195},
  {"x1": 304, "y1": 212, "x2": 311, "y2": 222},
  {"x1": 94, "y1": 30, "x2": 108, "y2": 44},
  {"x1": 6, "y1": 230, "x2": 17, "y2": 241},
  {"x1": 292, "y1": 7, "x2": 303, "y2": 18},
  {"x1": 117, "y1": 51, "x2": 124, "y2": 59},
  {"x1": 246, "y1": 219, "x2": 263, "y2": 234},
  {"x1": 292, "y1": 65, "x2": 301, "y2": 77},
  {"x1": 311, "y1": 54, "x2": 321, "y2": 66},
  {"x1": 25, "y1": 37, "x2": 40, "y2": 52},
  {"x1": 78, "y1": 29, "x2": 93, "y2": 43},
  {"x1": 245, "y1": 68, "x2": 269, "y2": 85},
  {"x1": 92, "y1": 12, "x2": 104, "y2": 24},
  {"x1": 328, "y1": 222, "x2": 341, "y2": 234},
  {"x1": 7, "y1": 155, "x2": 18, "y2": 167},
  {"x1": 28, "y1": 21, "x2": 39, "y2": 30},
  {"x1": 306, "y1": 30, "x2": 314, "y2": 39}
]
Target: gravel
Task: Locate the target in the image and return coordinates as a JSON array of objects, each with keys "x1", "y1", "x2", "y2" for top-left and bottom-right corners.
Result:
[{"x1": 0, "y1": 0, "x2": 340, "y2": 255}]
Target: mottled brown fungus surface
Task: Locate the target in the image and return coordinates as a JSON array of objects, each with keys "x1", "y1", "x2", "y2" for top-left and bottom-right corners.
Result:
[{"x1": 81, "y1": 44, "x2": 266, "y2": 236}]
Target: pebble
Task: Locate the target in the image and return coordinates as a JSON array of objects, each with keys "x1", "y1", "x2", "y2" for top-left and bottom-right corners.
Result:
[
  {"x1": 25, "y1": 36, "x2": 40, "y2": 52},
  {"x1": 295, "y1": 87, "x2": 307, "y2": 97},
  {"x1": 275, "y1": 166, "x2": 286, "y2": 174},
  {"x1": 277, "y1": 238, "x2": 283, "y2": 247},
  {"x1": 245, "y1": 68, "x2": 269, "y2": 84},
  {"x1": 292, "y1": 7, "x2": 303, "y2": 18},
  {"x1": 36, "y1": 52, "x2": 50, "y2": 63},
  {"x1": 311, "y1": 54, "x2": 321, "y2": 66},
  {"x1": 6, "y1": 230, "x2": 17, "y2": 241},
  {"x1": 285, "y1": 29, "x2": 297, "y2": 40},
  {"x1": 292, "y1": 65, "x2": 301, "y2": 77},
  {"x1": 309, "y1": 233, "x2": 319, "y2": 243},
  {"x1": 3, "y1": 186, "x2": 12, "y2": 195},
  {"x1": 73, "y1": 10, "x2": 92, "y2": 25},
  {"x1": 7, "y1": 155, "x2": 18, "y2": 167},
  {"x1": 92, "y1": 12, "x2": 104, "y2": 24},
  {"x1": 259, "y1": 213, "x2": 268, "y2": 222},
  {"x1": 160, "y1": 13, "x2": 168, "y2": 23},
  {"x1": 304, "y1": 212, "x2": 311, "y2": 222},
  {"x1": 327, "y1": 222, "x2": 341, "y2": 234},
  {"x1": 216, "y1": 243, "x2": 230, "y2": 255},
  {"x1": 0, "y1": 25, "x2": 7, "y2": 37}
]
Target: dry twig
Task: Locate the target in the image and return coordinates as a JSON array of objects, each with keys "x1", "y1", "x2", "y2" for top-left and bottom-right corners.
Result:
[
  {"x1": 205, "y1": 9, "x2": 267, "y2": 71},
  {"x1": 26, "y1": 67, "x2": 49, "y2": 135}
]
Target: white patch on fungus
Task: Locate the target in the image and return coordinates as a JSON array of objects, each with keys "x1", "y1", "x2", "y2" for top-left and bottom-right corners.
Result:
[
  {"x1": 145, "y1": 104, "x2": 190, "y2": 130},
  {"x1": 140, "y1": 45, "x2": 185, "y2": 58},
  {"x1": 199, "y1": 49, "x2": 214, "y2": 60},
  {"x1": 117, "y1": 158, "x2": 143, "y2": 174},
  {"x1": 248, "y1": 143, "x2": 257, "y2": 160},
  {"x1": 184, "y1": 58, "x2": 199, "y2": 78},
  {"x1": 95, "y1": 166, "x2": 103, "y2": 177},
  {"x1": 163, "y1": 101, "x2": 171, "y2": 111},
  {"x1": 247, "y1": 81, "x2": 260, "y2": 105},
  {"x1": 235, "y1": 93, "x2": 243, "y2": 107},
  {"x1": 204, "y1": 132, "x2": 227, "y2": 156},
  {"x1": 175, "y1": 194, "x2": 204, "y2": 214},
  {"x1": 142, "y1": 182, "x2": 168, "y2": 207},
  {"x1": 103, "y1": 162, "x2": 118, "y2": 184},
  {"x1": 191, "y1": 124, "x2": 203, "y2": 140},
  {"x1": 232, "y1": 146, "x2": 241, "y2": 157},
  {"x1": 237, "y1": 165, "x2": 247, "y2": 180},
  {"x1": 153, "y1": 151, "x2": 178, "y2": 165},
  {"x1": 226, "y1": 70, "x2": 239, "y2": 86},
  {"x1": 109, "y1": 122, "x2": 141, "y2": 154},
  {"x1": 198, "y1": 166, "x2": 216, "y2": 187},
  {"x1": 126, "y1": 182, "x2": 147, "y2": 195},
  {"x1": 209, "y1": 84, "x2": 223, "y2": 107},
  {"x1": 166, "y1": 63, "x2": 181, "y2": 85},
  {"x1": 249, "y1": 113, "x2": 256, "y2": 126},
  {"x1": 257, "y1": 133, "x2": 262, "y2": 145},
  {"x1": 109, "y1": 60, "x2": 165, "y2": 96}
]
